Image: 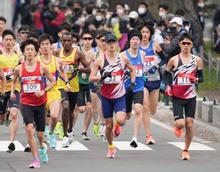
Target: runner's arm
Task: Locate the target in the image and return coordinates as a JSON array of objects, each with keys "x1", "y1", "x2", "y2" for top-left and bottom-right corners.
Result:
[
  {"x1": 89, "y1": 58, "x2": 101, "y2": 82},
  {"x1": 122, "y1": 54, "x2": 136, "y2": 83},
  {"x1": 42, "y1": 65, "x2": 56, "y2": 92},
  {"x1": 0, "y1": 68, "x2": 6, "y2": 94},
  {"x1": 10, "y1": 66, "x2": 20, "y2": 97},
  {"x1": 196, "y1": 56, "x2": 204, "y2": 83},
  {"x1": 76, "y1": 50, "x2": 90, "y2": 73}
]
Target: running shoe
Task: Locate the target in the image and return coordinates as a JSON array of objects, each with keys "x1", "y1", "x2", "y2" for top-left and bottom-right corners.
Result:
[
  {"x1": 48, "y1": 133, "x2": 57, "y2": 149},
  {"x1": 7, "y1": 142, "x2": 15, "y2": 153},
  {"x1": 62, "y1": 136, "x2": 69, "y2": 148},
  {"x1": 67, "y1": 131, "x2": 74, "y2": 144},
  {"x1": 174, "y1": 127, "x2": 183, "y2": 138},
  {"x1": 181, "y1": 150, "x2": 190, "y2": 160},
  {"x1": 24, "y1": 144, "x2": 31, "y2": 152},
  {"x1": 99, "y1": 123, "x2": 106, "y2": 137},
  {"x1": 113, "y1": 123, "x2": 121, "y2": 137},
  {"x1": 39, "y1": 147, "x2": 48, "y2": 163},
  {"x1": 146, "y1": 135, "x2": 155, "y2": 145},
  {"x1": 93, "y1": 123, "x2": 100, "y2": 137},
  {"x1": 130, "y1": 140, "x2": 138, "y2": 148},
  {"x1": 81, "y1": 132, "x2": 90, "y2": 140},
  {"x1": 54, "y1": 121, "x2": 64, "y2": 139},
  {"x1": 106, "y1": 147, "x2": 117, "y2": 158},
  {"x1": 28, "y1": 160, "x2": 40, "y2": 169}
]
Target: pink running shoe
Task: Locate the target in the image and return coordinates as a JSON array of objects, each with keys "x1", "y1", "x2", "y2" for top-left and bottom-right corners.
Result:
[
  {"x1": 28, "y1": 160, "x2": 40, "y2": 168},
  {"x1": 106, "y1": 147, "x2": 117, "y2": 158}
]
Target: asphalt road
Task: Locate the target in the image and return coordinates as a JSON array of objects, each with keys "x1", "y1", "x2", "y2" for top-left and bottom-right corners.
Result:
[{"x1": 0, "y1": 110, "x2": 220, "y2": 172}]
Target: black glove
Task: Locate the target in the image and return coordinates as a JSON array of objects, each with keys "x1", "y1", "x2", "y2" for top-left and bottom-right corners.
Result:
[
  {"x1": 101, "y1": 71, "x2": 112, "y2": 81},
  {"x1": 127, "y1": 82, "x2": 136, "y2": 93}
]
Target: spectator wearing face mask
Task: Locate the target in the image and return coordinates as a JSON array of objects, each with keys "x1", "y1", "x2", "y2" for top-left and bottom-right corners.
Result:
[
  {"x1": 114, "y1": 3, "x2": 129, "y2": 50},
  {"x1": 138, "y1": 1, "x2": 155, "y2": 24},
  {"x1": 158, "y1": 4, "x2": 169, "y2": 20}
]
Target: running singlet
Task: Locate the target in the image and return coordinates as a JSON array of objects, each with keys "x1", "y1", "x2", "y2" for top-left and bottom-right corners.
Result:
[
  {"x1": 0, "y1": 53, "x2": 20, "y2": 92},
  {"x1": 140, "y1": 41, "x2": 161, "y2": 82},
  {"x1": 38, "y1": 55, "x2": 58, "y2": 90},
  {"x1": 100, "y1": 54, "x2": 125, "y2": 99},
  {"x1": 20, "y1": 62, "x2": 46, "y2": 106},
  {"x1": 124, "y1": 50, "x2": 144, "y2": 92},
  {"x1": 172, "y1": 54, "x2": 197, "y2": 99},
  {"x1": 57, "y1": 48, "x2": 79, "y2": 92}
]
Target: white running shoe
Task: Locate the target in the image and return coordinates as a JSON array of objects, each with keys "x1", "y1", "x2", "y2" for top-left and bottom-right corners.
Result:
[
  {"x1": 67, "y1": 131, "x2": 74, "y2": 143},
  {"x1": 62, "y1": 136, "x2": 69, "y2": 148}
]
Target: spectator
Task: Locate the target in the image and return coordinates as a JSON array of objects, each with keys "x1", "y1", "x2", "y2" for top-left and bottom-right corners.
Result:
[
  {"x1": 0, "y1": 16, "x2": 7, "y2": 49},
  {"x1": 138, "y1": 1, "x2": 155, "y2": 23},
  {"x1": 31, "y1": 4, "x2": 44, "y2": 32},
  {"x1": 158, "y1": 3, "x2": 169, "y2": 20},
  {"x1": 196, "y1": 0, "x2": 205, "y2": 30},
  {"x1": 128, "y1": 11, "x2": 139, "y2": 30}
]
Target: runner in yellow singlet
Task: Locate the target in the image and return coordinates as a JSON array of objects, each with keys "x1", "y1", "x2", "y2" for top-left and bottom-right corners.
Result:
[
  {"x1": 54, "y1": 32, "x2": 90, "y2": 148},
  {"x1": 39, "y1": 34, "x2": 69, "y2": 148},
  {"x1": 0, "y1": 29, "x2": 23, "y2": 153}
]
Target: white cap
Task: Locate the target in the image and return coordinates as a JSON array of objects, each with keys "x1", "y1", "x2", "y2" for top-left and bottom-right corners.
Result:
[
  {"x1": 129, "y1": 11, "x2": 139, "y2": 19},
  {"x1": 170, "y1": 17, "x2": 183, "y2": 26}
]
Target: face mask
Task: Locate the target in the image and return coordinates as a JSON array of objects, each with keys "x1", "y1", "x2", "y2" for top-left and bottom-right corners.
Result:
[
  {"x1": 138, "y1": 7, "x2": 146, "y2": 15},
  {"x1": 159, "y1": 11, "x2": 166, "y2": 17},
  {"x1": 197, "y1": 3, "x2": 205, "y2": 8},
  {"x1": 92, "y1": 9, "x2": 96, "y2": 16},
  {"x1": 117, "y1": 9, "x2": 124, "y2": 15},
  {"x1": 96, "y1": 16, "x2": 103, "y2": 22},
  {"x1": 111, "y1": 17, "x2": 119, "y2": 26},
  {"x1": 185, "y1": 26, "x2": 190, "y2": 32}
]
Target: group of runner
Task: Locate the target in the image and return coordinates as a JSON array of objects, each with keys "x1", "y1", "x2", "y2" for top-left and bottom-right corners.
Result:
[{"x1": 0, "y1": 20, "x2": 203, "y2": 168}]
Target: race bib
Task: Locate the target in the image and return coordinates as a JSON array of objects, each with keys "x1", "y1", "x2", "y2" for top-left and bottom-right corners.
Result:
[
  {"x1": 143, "y1": 56, "x2": 156, "y2": 72},
  {"x1": 135, "y1": 65, "x2": 143, "y2": 77},
  {"x1": 81, "y1": 73, "x2": 87, "y2": 79},
  {"x1": 104, "y1": 71, "x2": 122, "y2": 84},
  {"x1": 23, "y1": 83, "x2": 41, "y2": 93},
  {"x1": 177, "y1": 73, "x2": 192, "y2": 86},
  {"x1": 63, "y1": 64, "x2": 75, "y2": 73}
]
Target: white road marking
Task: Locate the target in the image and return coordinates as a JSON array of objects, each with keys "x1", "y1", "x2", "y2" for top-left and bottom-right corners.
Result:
[
  {"x1": 168, "y1": 142, "x2": 215, "y2": 151},
  {"x1": 56, "y1": 141, "x2": 89, "y2": 151},
  {"x1": 0, "y1": 141, "x2": 24, "y2": 151},
  {"x1": 113, "y1": 141, "x2": 152, "y2": 150}
]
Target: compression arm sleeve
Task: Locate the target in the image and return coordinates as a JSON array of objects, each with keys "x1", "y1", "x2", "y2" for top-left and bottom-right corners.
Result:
[
  {"x1": 197, "y1": 69, "x2": 204, "y2": 83},
  {"x1": 163, "y1": 70, "x2": 173, "y2": 85}
]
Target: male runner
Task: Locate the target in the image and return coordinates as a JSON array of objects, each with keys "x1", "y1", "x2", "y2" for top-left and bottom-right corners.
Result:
[
  {"x1": 55, "y1": 32, "x2": 89, "y2": 148},
  {"x1": 120, "y1": 30, "x2": 145, "y2": 148},
  {"x1": 11, "y1": 39, "x2": 55, "y2": 168},
  {"x1": 165, "y1": 33, "x2": 203, "y2": 160},
  {"x1": 90, "y1": 33, "x2": 135, "y2": 158},
  {"x1": 39, "y1": 34, "x2": 69, "y2": 148}
]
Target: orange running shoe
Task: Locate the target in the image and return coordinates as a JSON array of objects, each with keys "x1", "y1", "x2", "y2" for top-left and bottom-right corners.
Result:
[
  {"x1": 174, "y1": 127, "x2": 182, "y2": 138},
  {"x1": 181, "y1": 150, "x2": 190, "y2": 160},
  {"x1": 106, "y1": 147, "x2": 117, "y2": 158},
  {"x1": 113, "y1": 124, "x2": 121, "y2": 137},
  {"x1": 146, "y1": 135, "x2": 155, "y2": 145}
]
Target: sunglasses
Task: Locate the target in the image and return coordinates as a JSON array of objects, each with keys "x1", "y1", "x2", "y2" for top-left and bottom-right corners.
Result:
[
  {"x1": 82, "y1": 37, "x2": 93, "y2": 40},
  {"x1": 19, "y1": 31, "x2": 29, "y2": 34},
  {"x1": 181, "y1": 42, "x2": 192, "y2": 46}
]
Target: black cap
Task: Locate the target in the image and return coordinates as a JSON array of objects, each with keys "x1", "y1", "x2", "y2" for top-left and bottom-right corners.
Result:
[{"x1": 105, "y1": 34, "x2": 117, "y2": 43}]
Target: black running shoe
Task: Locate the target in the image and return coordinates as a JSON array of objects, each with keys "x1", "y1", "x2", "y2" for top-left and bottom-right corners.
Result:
[
  {"x1": 130, "y1": 140, "x2": 138, "y2": 148},
  {"x1": 7, "y1": 142, "x2": 15, "y2": 153}
]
